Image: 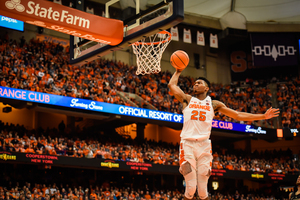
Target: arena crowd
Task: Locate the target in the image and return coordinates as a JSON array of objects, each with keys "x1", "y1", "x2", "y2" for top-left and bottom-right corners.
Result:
[
  {"x1": 0, "y1": 121, "x2": 298, "y2": 174},
  {"x1": 0, "y1": 182, "x2": 284, "y2": 200},
  {"x1": 1, "y1": 36, "x2": 300, "y2": 129}
]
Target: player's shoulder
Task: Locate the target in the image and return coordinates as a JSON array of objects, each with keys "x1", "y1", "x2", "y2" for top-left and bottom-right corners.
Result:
[
  {"x1": 212, "y1": 100, "x2": 225, "y2": 106},
  {"x1": 212, "y1": 100, "x2": 226, "y2": 111}
]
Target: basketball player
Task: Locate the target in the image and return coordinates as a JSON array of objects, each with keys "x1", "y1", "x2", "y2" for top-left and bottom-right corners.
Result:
[
  {"x1": 168, "y1": 69, "x2": 280, "y2": 200},
  {"x1": 289, "y1": 175, "x2": 300, "y2": 200}
]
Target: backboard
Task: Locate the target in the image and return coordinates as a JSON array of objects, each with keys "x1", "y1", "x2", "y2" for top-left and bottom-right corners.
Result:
[{"x1": 69, "y1": 0, "x2": 184, "y2": 66}]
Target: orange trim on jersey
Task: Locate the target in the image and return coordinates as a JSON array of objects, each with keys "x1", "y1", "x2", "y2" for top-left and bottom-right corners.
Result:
[{"x1": 179, "y1": 143, "x2": 185, "y2": 166}]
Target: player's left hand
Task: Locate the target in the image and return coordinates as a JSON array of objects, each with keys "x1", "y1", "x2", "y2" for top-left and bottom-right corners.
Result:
[{"x1": 264, "y1": 107, "x2": 280, "y2": 119}]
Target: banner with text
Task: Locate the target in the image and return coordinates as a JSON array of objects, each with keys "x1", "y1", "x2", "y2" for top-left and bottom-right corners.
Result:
[
  {"x1": 0, "y1": 0, "x2": 123, "y2": 45},
  {"x1": 0, "y1": 151, "x2": 178, "y2": 174},
  {"x1": 36, "y1": 34, "x2": 69, "y2": 47},
  {"x1": 0, "y1": 151, "x2": 298, "y2": 181},
  {"x1": 0, "y1": 15, "x2": 24, "y2": 31},
  {"x1": 0, "y1": 86, "x2": 278, "y2": 135}
]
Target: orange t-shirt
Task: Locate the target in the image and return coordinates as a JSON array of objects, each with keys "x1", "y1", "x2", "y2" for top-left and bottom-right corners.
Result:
[
  {"x1": 144, "y1": 194, "x2": 151, "y2": 200},
  {"x1": 104, "y1": 191, "x2": 111, "y2": 197}
]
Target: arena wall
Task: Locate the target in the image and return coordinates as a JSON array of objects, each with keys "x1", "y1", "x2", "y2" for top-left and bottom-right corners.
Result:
[{"x1": 0, "y1": 103, "x2": 34, "y2": 130}]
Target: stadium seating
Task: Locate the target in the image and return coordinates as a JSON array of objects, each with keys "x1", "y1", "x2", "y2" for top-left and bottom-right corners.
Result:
[
  {"x1": 0, "y1": 121, "x2": 298, "y2": 174},
  {"x1": 0, "y1": 37, "x2": 298, "y2": 128}
]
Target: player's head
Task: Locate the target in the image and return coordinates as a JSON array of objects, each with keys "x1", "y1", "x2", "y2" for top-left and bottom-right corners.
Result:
[{"x1": 193, "y1": 77, "x2": 210, "y2": 95}]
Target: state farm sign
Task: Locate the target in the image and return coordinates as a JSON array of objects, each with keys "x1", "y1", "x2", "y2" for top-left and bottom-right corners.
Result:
[{"x1": 1, "y1": 0, "x2": 123, "y2": 45}]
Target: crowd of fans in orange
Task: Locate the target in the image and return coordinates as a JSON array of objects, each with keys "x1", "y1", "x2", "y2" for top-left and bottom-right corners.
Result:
[
  {"x1": 209, "y1": 80, "x2": 274, "y2": 128},
  {"x1": 277, "y1": 78, "x2": 300, "y2": 129},
  {"x1": 0, "y1": 36, "x2": 286, "y2": 128},
  {"x1": 0, "y1": 182, "x2": 281, "y2": 200},
  {"x1": 212, "y1": 149, "x2": 299, "y2": 174},
  {"x1": 0, "y1": 121, "x2": 299, "y2": 174}
]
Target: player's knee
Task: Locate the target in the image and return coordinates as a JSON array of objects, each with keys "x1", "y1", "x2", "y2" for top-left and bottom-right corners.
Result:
[
  {"x1": 198, "y1": 165, "x2": 211, "y2": 181},
  {"x1": 180, "y1": 162, "x2": 193, "y2": 176}
]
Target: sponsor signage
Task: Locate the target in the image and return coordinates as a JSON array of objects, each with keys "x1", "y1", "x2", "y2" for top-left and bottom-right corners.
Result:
[
  {"x1": 126, "y1": 162, "x2": 152, "y2": 171},
  {"x1": 268, "y1": 173, "x2": 285, "y2": 180},
  {"x1": 283, "y1": 127, "x2": 300, "y2": 137},
  {"x1": 0, "y1": 15, "x2": 24, "y2": 31},
  {"x1": 101, "y1": 160, "x2": 119, "y2": 168},
  {"x1": 26, "y1": 153, "x2": 58, "y2": 164},
  {"x1": 289, "y1": 128, "x2": 299, "y2": 137},
  {"x1": 251, "y1": 33, "x2": 298, "y2": 66},
  {"x1": 0, "y1": 0, "x2": 123, "y2": 45},
  {"x1": 245, "y1": 125, "x2": 266, "y2": 134},
  {"x1": 211, "y1": 169, "x2": 294, "y2": 181},
  {"x1": 251, "y1": 173, "x2": 264, "y2": 179},
  {"x1": 211, "y1": 120, "x2": 270, "y2": 135},
  {"x1": 0, "y1": 86, "x2": 183, "y2": 123},
  {"x1": 211, "y1": 169, "x2": 226, "y2": 176},
  {"x1": 0, "y1": 151, "x2": 298, "y2": 180},
  {"x1": 0, "y1": 86, "x2": 277, "y2": 135},
  {"x1": 0, "y1": 152, "x2": 16, "y2": 161},
  {"x1": 36, "y1": 34, "x2": 69, "y2": 47},
  {"x1": 0, "y1": 152, "x2": 178, "y2": 174}
]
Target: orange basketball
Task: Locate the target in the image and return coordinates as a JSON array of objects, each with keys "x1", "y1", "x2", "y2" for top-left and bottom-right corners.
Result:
[{"x1": 170, "y1": 50, "x2": 189, "y2": 70}]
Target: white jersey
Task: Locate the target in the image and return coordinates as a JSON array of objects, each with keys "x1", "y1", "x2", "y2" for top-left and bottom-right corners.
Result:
[{"x1": 180, "y1": 96, "x2": 214, "y2": 141}]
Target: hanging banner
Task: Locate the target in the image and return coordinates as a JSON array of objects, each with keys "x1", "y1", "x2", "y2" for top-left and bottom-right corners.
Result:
[
  {"x1": 197, "y1": 31, "x2": 205, "y2": 46},
  {"x1": 183, "y1": 28, "x2": 191, "y2": 43},
  {"x1": 210, "y1": 33, "x2": 218, "y2": 48},
  {"x1": 250, "y1": 33, "x2": 298, "y2": 66},
  {"x1": 170, "y1": 27, "x2": 179, "y2": 41},
  {"x1": 0, "y1": 0, "x2": 123, "y2": 45},
  {"x1": 230, "y1": 40, "x2": 298, "y2": 81}
]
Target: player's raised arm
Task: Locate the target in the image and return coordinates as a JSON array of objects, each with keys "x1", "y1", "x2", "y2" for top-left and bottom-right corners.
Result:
[
  {"x1": 168, "y1": 50, "x2": 191, "y2": 105},
  {"x1": 212, "y1": 100, "x2": 280, "y2": 121},
  {"x1": 168, "y1": 69, "x2": 191, "y2": 104}
]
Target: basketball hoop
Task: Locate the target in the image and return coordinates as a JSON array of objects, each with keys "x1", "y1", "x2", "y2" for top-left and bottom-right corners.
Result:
[{"x1": 132, "y1": 30, "x2": 172, "y2": 75}]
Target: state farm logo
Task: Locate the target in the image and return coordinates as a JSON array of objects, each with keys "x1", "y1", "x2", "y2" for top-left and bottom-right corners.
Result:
[
  {"x1": 2, "y1": 0, "x2": 112, "y2": 44},
  {"x1": 5, "y1": 0, "x2": 25, "y2": 12},
  {"x1": 5, "y1": 0, "x2": 90, "y2": 29}
]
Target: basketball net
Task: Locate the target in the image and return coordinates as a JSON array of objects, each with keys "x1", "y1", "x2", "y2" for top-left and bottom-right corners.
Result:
[{"x1": 132, "y1": 30, "x2": 172, "y2": 75}]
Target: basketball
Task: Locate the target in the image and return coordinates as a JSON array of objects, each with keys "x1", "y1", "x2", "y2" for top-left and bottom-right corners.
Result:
[{"x1": 170, "y1": 50, "x2": 189, "y2": 70}]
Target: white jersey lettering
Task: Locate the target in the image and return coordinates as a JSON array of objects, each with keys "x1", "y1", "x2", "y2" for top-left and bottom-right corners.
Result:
[{"x1": 180, "y1": 96, "x2": 214, "y2": 141}]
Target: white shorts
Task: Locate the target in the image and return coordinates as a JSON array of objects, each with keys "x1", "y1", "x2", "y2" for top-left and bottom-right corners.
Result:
[{"x1": 179, "y1": 139, "x2": 213, "y2": 171}]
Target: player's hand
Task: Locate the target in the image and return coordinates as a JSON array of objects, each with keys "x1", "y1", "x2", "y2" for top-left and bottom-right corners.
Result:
[
  {"x1": 176, "y1": 68, "x2": 183, "y2": 73},
  {"x1": 264, "y1": 107, "x2": 280, "y2": 119}
]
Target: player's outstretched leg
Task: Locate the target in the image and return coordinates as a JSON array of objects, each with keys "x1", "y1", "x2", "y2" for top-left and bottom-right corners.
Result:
[
  {"x1": 180, "y1": 162, "x2": 197, "y2": 200},
  {"x1": 197, "y1": 164, "x2": 211, "y2": 200}
]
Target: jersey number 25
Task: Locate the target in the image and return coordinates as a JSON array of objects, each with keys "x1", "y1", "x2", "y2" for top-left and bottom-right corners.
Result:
[{"x1": 191, "y1": 110, "x2": 206, "y2": 121}]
